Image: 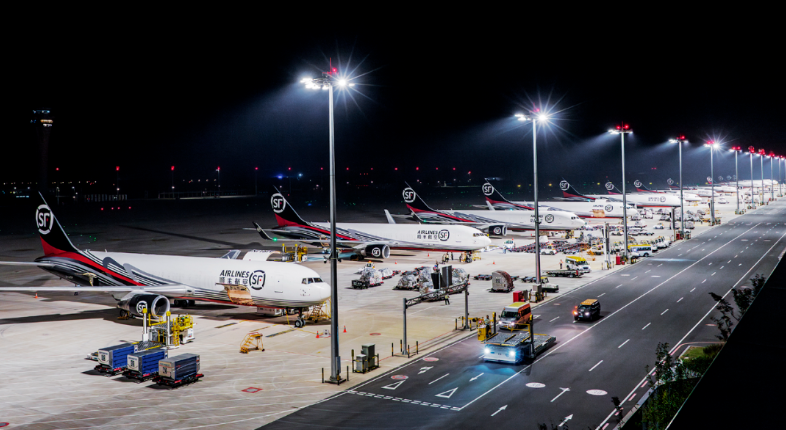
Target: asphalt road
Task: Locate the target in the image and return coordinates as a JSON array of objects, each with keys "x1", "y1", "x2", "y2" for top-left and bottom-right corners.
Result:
[{"x1": 264, "y1": 201, "x2": 786, "y2": 429}]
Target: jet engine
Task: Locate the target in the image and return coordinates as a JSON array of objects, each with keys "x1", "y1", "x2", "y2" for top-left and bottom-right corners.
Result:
[
  {"x1": 361, "y1": 244, "x2": 391, "y2": 259},
  {"x1": 487, "y1": 225, "x2": 508, "y2": 236},
  {"x1": 117, "y1": 293, "x2": 171, "y2": 318}
]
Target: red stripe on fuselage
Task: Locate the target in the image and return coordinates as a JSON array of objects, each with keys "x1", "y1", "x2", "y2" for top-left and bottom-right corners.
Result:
[
  {"x1": 40, "y1": 238, "x2": 141, "y2": 285},
  {"x1": 274, "y1": 214, "x2": 356, "y2": 240},
  {"x1": 406, "y1": 205, "x2": 472, "y2": 222}
]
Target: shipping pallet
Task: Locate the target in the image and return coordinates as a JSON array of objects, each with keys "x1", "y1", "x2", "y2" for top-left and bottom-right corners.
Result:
[
  {"x1": 122, "y1": 369, "x2": 157, "y2": 383},
  {"x1": 153, "y1": 373, "x2": 204, "y2": 389}
]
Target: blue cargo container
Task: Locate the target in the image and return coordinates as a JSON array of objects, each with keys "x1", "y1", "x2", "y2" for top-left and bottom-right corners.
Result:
[
  {"x1": 127, "y1": 348, "x2": 167, "y2": 377},
  {"x1": 157, "y1": 353, "x2": 201, "y2": 384},
  {"x1": 97, "y1": 343, "x2": 138, "y2": 372}
]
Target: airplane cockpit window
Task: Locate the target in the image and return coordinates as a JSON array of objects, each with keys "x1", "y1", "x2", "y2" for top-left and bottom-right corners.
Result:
[
  {"x1": 313, "y1": 278, "x2": 323, "y2": 283},
  {"x1": 302, "y1": 278, "x2": 309, "y2": 284}
]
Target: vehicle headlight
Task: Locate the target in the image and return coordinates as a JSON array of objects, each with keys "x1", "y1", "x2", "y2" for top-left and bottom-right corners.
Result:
[
  {"x1": 484, "y1": 348, "x2": 490, "y2": 354},
  {"x1": 508, "y1": 350, "x2": 516, "y2": 357}
]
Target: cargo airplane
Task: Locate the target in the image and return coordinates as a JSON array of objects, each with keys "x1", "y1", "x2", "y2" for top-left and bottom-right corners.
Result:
[
  {"x1": 400, "y1": 185, "x2": 586, "y2": 235},
  {"x1": 588, "y1": 181, "x2": 681, "y2": 207},
  {"x1": 252, "y1": 190, "x2": 491, "y2": 259},
  {"x1": 0, "y1": 193, "x2": 330, "y2": 328},
  {"x1": 480, "y1": 182, "x2": 631, "y2": 219}
]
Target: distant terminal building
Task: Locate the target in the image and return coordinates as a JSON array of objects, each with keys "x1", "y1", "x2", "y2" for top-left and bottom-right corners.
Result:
[{"x1": 31, "y1": 109, "x2": 53, "y2": 193}]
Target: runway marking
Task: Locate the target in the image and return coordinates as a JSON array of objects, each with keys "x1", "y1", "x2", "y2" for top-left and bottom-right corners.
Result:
[
  {"x1": 720, "y1": 266, "x2": 724, "y2": 269},
  {"x1": 739, "y1": 263, "x2": 742, "y2": 266},
  {"x1": 632, "y1": 276, "x2": 638, "y2": 280},
  {"x1": 711, "y1": 272, "x2": 716, "y2": 276},
  {"x1": 428, "y1": 374, "x2": 449, "y2": 385},
  {"x1": 620, "y1": 274, "x2": 630, "y2": 277},
  {"x1": 435, "y1": 388, "x2": 458, "y2": 399},
  {"x1": 735, "y1": 255, "x2": 738, "y2": 258},
  {"x1": 549, "y1": 316, "x2": 560, "y2": 323},
  {"x1": 598, "y1": 293, "x2": 606, "y2": 297},
  {"x1": 661, "y1": 309, "x2": 669, "y2": 315},
  {"x1": 658, "y1": 263, "x2": 663, "y2": 267},
  {"x1": 589, "y1": 360, "x2": 603, "y2": 371},
  {"x1": 618, "y1": 339, "x2": 630, "y2": 349},
  {"x1": 615, "y1": 284, "x2": 623, "y2": 289},
  {"x1": 595, "y1": 222, "x2": 786, "y2": 430},
  {"x1": 642, "y1": 323, "x2": 651, "y2": 330},
  {"x1": 550, "y1": 387, "x2": 570, "y2": 402},
  {"x1": 702, "y1": 279, "x2": 706, "y2": 283},
  {"x1": 677, "y1": 297, "x2": 684, "y2": 303},
  {"x1": 455, "y1": 222, "x2": 764, "y2": 413}
]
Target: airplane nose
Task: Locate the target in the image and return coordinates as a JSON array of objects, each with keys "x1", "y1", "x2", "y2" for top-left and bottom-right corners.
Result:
[{"x1": 314, "y1": 282, "x2": 332, "y2": 301}]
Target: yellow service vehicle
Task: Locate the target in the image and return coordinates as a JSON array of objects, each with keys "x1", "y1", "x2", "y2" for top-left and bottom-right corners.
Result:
[
  {"x1": 566, "y1": 256, "x2": 591, "y2": 273},
  {"x1": 497, "y1": 302, "x2": 532, "y2": 331}
]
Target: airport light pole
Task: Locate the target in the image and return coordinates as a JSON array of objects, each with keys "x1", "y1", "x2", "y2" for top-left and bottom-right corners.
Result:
[
  {"x1": 609, "y1": 124, "x2": 632, "y2": 261},
  {"x1": 780, "y1": 156, "x2": 784, "y2": 197},
  {"x1": 516, "y1": 112, "x2": 549, "y2": 298},
  {"x1": 171, "y1": 165, "x2": 175, "y2": 194},
  {"x1": 759, "y1": 149, "x2": 765, "y2": 204},
  {"x1": 769, "y1": 152, "x2": 775, "y2": 201},
  {"x1": 254, "y1": 167, "x2": 258, "y2": 196},
  {"x1": 302, "y1": 66, "x2": 354, "y2": 384},
  {"x1": 669, "y1": 136, "x2": 688, "y2": 239},
  {"x1": 731, "y1": 147, "x2": 741, "y2": 214},
  {"x1": 705, "y1": 141, "x2": 719, "y2": 224},
  {"x1": 749, "y1": 146, "x2": 756, "y2": 208}
]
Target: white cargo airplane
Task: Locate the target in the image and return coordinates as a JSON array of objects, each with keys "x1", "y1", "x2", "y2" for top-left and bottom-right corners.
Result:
[
  {"x1": 400, "y1": 185, "x2": 586, "y2": 235},
  {"x1": 592, "y1": 181, "x2": 681, "y2": 208},
  {"x1": 253, "y1": 190, "x2": 491, "y2": 259},
  {"x1": 479, "y1": 182, "x2": 630, "y2": 219},
  {"x1": 0, "y1": 193, "x2": 331, "y2": 327}
]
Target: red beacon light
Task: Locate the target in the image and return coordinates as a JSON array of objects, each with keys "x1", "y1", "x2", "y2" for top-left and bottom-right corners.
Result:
[
  {"x1": 171, "y1": 166, "x2": 175, "y2": 171},
  {"x1": 680, "y1": 135, "x2": 685, "y2": 140},
  {"x1": 623, "y1": 124, "x2": 629, "y2": 130},
  {"x1": 616, "y1": 125, "x2": 621, "y2": 130},
  {"x1": 749, "y1": 146, "x2": 756, "y2": 153}
]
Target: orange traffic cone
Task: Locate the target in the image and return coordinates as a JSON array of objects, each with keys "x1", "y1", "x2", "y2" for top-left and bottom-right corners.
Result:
[
  {"x1": 343, "y1": 325, "x2": 347, "y2": 333},
  {"x1": 395, "y1": 260, "x2": 397, "y2": 264},
  {"x1": 493, "y1": 261, "x2": 496, "y2": 265},
  {"x1": 35, "y1": 293, "x2": 39, "y2": 299},
  {"x1": 427, "y1": 253, "x2": 430, "y2": 257},
  {"x1": 316, "y1": 331, "x2": 319, "y2": 339}
]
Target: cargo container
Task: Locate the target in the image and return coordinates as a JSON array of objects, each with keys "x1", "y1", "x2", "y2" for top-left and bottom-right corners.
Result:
[
  {"x1": 95, "y1": 343, "x2": 138, "y2": 375},
  {"x1": 154, "y1": 353, "x2": 203, "y2": 388},
  {"x1": 123, "y1": 348, "x2": 167, "y2": 382}
]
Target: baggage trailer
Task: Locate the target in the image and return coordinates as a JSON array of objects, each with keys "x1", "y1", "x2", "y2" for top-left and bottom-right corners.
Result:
[
  {"x1": 482, "y1": 332, "x2": 556, "y2": 364},
  {"x1": 95, "y1": 343, "x2": 138, "y2": 376},
  {"x1": 544, "y1": 269, "x2": 583, "y2": 278},
  {"x1": 154, "y1": 353, "x2": 203, "y2": 388},
  {"x1": 123, "y1": 347, "x2": 167, "y2": 383}
]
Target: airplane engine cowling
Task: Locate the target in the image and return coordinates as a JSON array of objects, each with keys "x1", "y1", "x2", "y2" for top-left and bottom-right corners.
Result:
[
  {"x1": 488, "y1": 225, "x2": 507, "y2": 236},
  {"x1": 118, "y1": 294, "x2": 170, "y2": 318},
  {"x1": 361, "y1": 244, "x2": 391, "y2": 259}
]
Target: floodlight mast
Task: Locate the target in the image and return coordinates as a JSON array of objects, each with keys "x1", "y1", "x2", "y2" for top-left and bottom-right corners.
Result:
[
  {"x1": 300, "y1": 64, "x2": 354, "y2": 384},
  {"x1": 769, "y1": 152, "x2": 775, "y2": 201},
  {"x1": 749, "y1": 146, "x2": 755, "y2": 208},
  {"x1": 759, "y1": 149, "x2": 765, "y2": 204},
  {"x1": 705, "y1": 141, "x2": 719, "y2": 224},
  {"x1": 609, "y1": 124, "x2": 632, "y2": 261},
  {"x1": 730, "y1": 147, "x2": 741, "y2": 214},
  {"x1": 669, "y1": 136, "x2": 688, "y2": 240},
  {"x1": 515, "y1": 112, "x2": 549, "y2": 298}
]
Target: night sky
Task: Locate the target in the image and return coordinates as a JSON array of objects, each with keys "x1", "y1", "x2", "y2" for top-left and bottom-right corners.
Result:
[{"x1": 6, "y1": 16, "x2": 784, "y2": 198}]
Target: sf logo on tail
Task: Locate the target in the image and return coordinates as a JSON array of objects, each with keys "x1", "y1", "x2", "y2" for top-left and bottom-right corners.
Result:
[
  {"x1": 36, "y1": 205, "x2": 53, "y2": 235},
  {"x1": 403, "y1": 188, "x2": 416, "y2": 203},
  {"x1": 271, "y1": 194, "x2": 287, "y2": 213},
  {"x1": 605, "y1": 182, "x2": 614, "y2": 191},
  {"x1": 482, "y1": 183, "x2": 494, "y2": 196},
  {"x1": 559, "y1": 180, "x2": 569, "y2": 191}
]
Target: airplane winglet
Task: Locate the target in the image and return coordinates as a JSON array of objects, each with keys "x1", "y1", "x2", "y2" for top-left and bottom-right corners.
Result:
[
  {"x1": 384, "y1": 209, "x2": 396, "y2": 224},
  {"x1": 486, "y1": 200, "x2": 495, "y2": 211},
  {"x1": 252, "y1": 222, "x2": 274, "y2": 240}
]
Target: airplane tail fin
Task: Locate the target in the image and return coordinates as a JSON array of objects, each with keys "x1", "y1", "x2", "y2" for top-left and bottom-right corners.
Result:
[
  {"x1": 635, "y1": 180, "x2": 659, "y2": 193},
  {"x1": 35, "y1": 192, "x2": 80, "y2": 256},
  {"x1": 482, "y1": 182, "x2": 534, "y2": 210},
  {"x1": 604, "y1": 181, "x2": 623, "y2": 195},
  {"x1": 402, "y1": 183, "x2": 437, "y2": 214},
  {"x1": 270, "y1": 188, "x2": 310, "y2": 227},
  {"x1": 560, "y1": 180, "x2": 595, "y2": 201}
]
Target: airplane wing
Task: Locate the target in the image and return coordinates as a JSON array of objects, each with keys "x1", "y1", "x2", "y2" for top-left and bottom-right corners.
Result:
[
  {"x1": 0, "y1": 284, "x2": 194, "y2": 296},
  {"x1": 0, "y1": 261, "x2": 55, "y2": 267}
]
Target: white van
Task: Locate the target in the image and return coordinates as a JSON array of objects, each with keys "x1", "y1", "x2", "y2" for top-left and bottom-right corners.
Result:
[
  {"x1": 628, "y1": 244, "x2": 653, "y2": 258},
  {"x1": 566, "y1": 256, "x2": 591, "y2": 273}
]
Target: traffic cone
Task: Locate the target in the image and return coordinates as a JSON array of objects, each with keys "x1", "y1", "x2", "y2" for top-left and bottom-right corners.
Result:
[
  {"x1": 316, "y1": 331, "x2": 319, "y2": 339},
  {"x1": 343, "y1": 325, "x2": 347, "y2": 333},
  {"x1": 493, "y1": 261, "x2": 496, "y2": 265},
  {"x1": 35, "y1": 293, "x2": 39, "y2": 299},
  {"x1": 427, "y1": 253, "x2": 430, "y2": 257},
  {"x1": 395, "y1": 260, "x2": 397, "y2": 264}
]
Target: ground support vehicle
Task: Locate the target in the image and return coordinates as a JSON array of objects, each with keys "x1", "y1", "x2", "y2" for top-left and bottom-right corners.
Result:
[
  {"x1": 565, "y1": 256, "x2": 591, "y2": 273},
  {"x1": 544, "y1": 269, "x2": 583, "y2": 278},
  {"x1": 521, "y1": 275, "x2": 549, "y2": 284},
  {"x1": 490, "y1": 271, "x2": 515, "y2": 293},
  {"x1": 123, "y1": 347, "x2": 167, "y2": 382},
  {"x1": 482, "y1": 332, "x2": 556, "y2": 363},
  {"x1": 573, "y1": 299, "x2": 601, "y2": 321},
  {"x1": 94, "y1": 341, "x2": 160, "y2": 376},
  {"x1": 154, "y1": 353, "x2": 203, "y2": 389},
  {"x1": 497, "y1": 302, "x2": 532, "y2": 331},
  {"x1": 352, "y1": 268, "x2": 383, "y2": 289}
]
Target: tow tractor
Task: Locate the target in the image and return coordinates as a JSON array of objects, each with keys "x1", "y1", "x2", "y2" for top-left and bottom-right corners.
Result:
[{"x1": 482, "y1": 332, "x2": 556, "y2": 363}]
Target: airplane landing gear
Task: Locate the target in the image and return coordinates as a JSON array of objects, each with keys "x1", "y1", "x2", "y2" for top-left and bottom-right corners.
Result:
[{"x1": 293, "y1": 308, "x2": 306, "y2": 328}]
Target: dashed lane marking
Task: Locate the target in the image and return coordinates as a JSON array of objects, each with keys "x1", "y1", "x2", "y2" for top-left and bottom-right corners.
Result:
[
  {"x1": 677, "y1": 297, "x2": 683, "y2": 302},
  {"x1": 618, "y1": 339, "x2": 630, "y2": 349},
  {"x1": 642, "y1": 323, "x2": 651, "y2": 330},
  {"x1": 589, "y1": 360, "x2": 603, "y2": 371},
  {"x1": 661, "y1": 309, "x2": 669, "y2": 315}
]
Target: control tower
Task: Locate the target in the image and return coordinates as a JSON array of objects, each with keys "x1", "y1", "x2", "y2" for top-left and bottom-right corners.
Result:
[{"x1": 31, "y1": 109, "x2": 53, "y2": 193}]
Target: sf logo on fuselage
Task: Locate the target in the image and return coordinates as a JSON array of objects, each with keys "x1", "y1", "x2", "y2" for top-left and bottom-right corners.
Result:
[
  {"x1": 271, "y1": 193, "x2": 286, "y2": 214},
  {"x1": 249, "y1": 270, "x2": 266, "y2": 290},
  {"x1": 545, "y1": 214, "x2": 554, "y2": 223},
  {"x1": 403, "y1": 188, "x2": 416, "y2": 203},
  {"x1": 36, "y1": 204, "x2": 53, "y2": 235},
  {"x1": 438, "y1": 230, "x2": 450, "y2": 241},
  {"x1": 559, "y1": 180, "x2": 569, "y2": 191},
  {"x1": 482, "y1": 183, "x2": 494, "y2": 196},
  {"x1": 605, "y1": 205, "x2": 613, "y2": 212}
]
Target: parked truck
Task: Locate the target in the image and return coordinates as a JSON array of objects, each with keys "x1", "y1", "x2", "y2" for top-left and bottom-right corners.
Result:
[
  {"x1": 154, "y1": 353, "x2": 203, "y2": 388},
  {"x1": 482, "y1": 332, "x2": 556, "y2": 363},
  {"x1": 123, "y1": 347, "x2": 168, "y2": 382},
  {"x1": 543, "y1": 269, "x2": 583, "y2": 278}
]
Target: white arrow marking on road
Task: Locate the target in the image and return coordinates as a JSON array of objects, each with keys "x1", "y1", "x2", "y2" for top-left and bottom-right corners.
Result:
[
  {"x1": 428, "y1": 373, "x2": 449, "y2": 385},
  {"x1": 491, "y1": 405, "x2": 507, "y2": 417},
  {"x1": 382, "y1": 380, "x2": 405, "y2": 390},
  {"x1": 436, "y1": 387, "x2": 458, "y2": 399},
  {"x1": 550, "y1": 387, "x2": 570, "y2": 402},
  {"x1": 418, "y1": 366, "x2": 433, "y2": 374},
  {"x1": 558, "y1": 414, "x2": 573, "y2": 427},
  {"x1": 470, "y1": 373, "x2": 484, "y2": 382}
]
